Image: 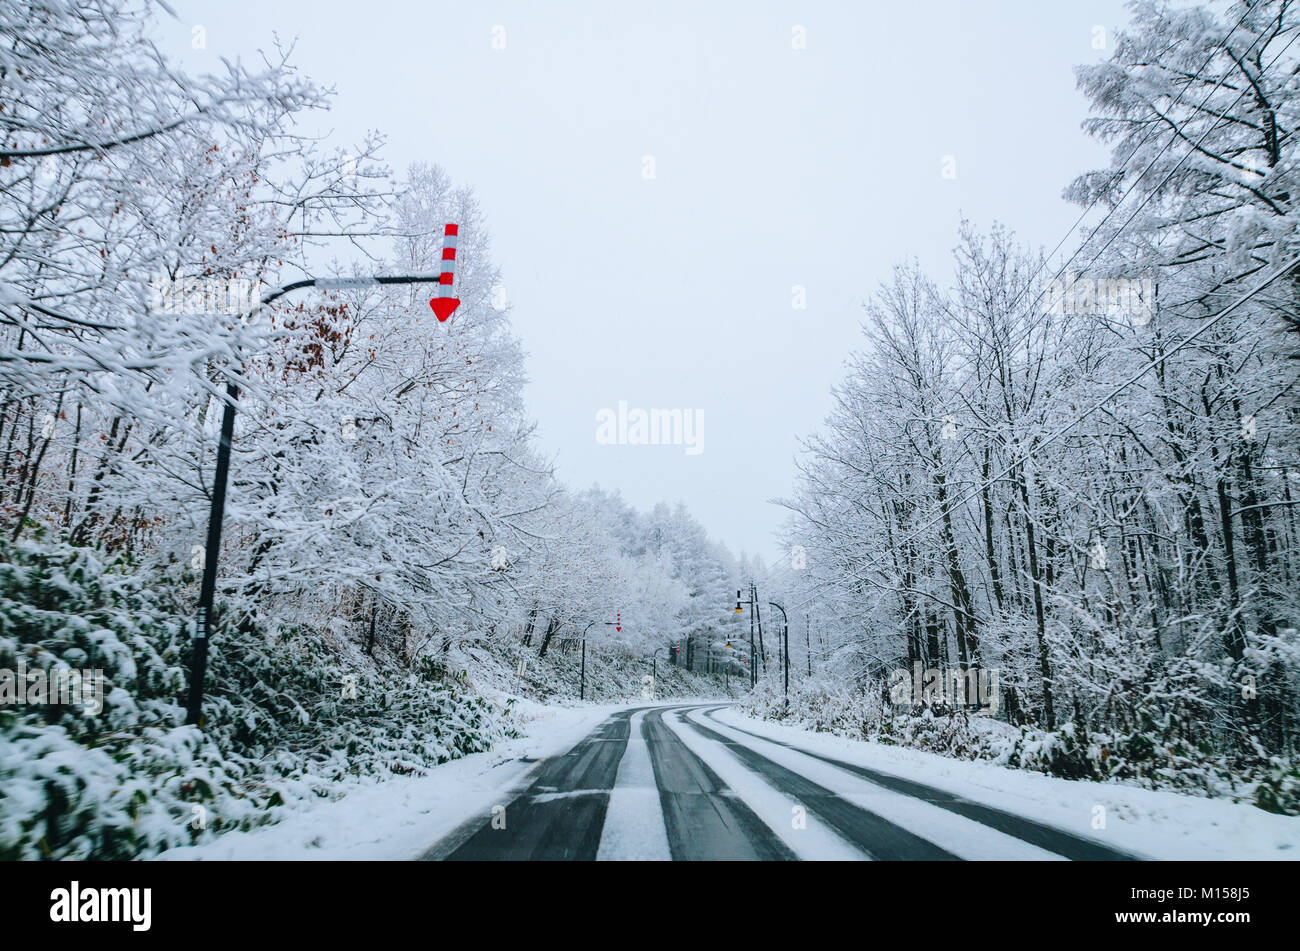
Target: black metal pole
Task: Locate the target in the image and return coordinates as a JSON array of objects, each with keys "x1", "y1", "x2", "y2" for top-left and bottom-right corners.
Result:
[
  {"x1": 580, "y1": 620, "x2": 595, "y2": 701},
  {"x1": 185, "y1": 377, "x2": 239, "y2": 725},
  {"x1": 806, "y1": 615, "x2": 812, "y2": 676},
  {"x1": 184, "y1": 273, "x2": 445, "y2": 727},
  {"x1": 578, "y1": 619, "x2": 618, "y2": 702},
  {"x1": 732, "y1": 588, "x2": 742, "y2": 688},
  {"x1": 748, "y1": 583, "x2": 756, "y2": 687}
]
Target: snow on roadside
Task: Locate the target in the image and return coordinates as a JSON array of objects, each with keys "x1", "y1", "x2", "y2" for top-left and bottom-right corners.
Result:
[
  {"x1": 712, "y1": 706, "x2": 1300, "y2": 860},
  {"x1": 155, "y1": 700, "x2": 636, "y2": 861}
]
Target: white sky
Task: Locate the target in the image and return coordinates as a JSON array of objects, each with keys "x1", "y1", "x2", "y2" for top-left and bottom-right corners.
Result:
[{"x1": 162, "y1": 0, "x2": 1131, "y2": 563}]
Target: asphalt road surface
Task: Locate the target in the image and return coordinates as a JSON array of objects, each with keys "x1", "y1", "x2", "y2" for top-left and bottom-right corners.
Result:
[{"x1": 423, "y1": 704, "x2": 1134, "y2": 861}]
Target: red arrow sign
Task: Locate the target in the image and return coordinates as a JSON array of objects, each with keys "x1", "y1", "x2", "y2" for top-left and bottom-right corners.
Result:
[
  {"x1": 429, "y1": 223, "x2": 460, "y2": 321},
  {"x1": 429, "y1": 297, "x2": 460, "y2": 321}
]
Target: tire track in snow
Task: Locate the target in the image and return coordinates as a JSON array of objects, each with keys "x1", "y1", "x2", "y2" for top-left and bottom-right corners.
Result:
[
  {"x1": 434, "y1": 708, "x2": 636, "y2": 860},
  {"x1": 676, "y1": 707, "x2": 959, "y2": 860},
  {"x1": 658, "y1": 709, "x2": 865, "y2": 860},
  {"x1": 639, "y1": 707, "x2": 801, "y2": 860},
  {"x1": 689, "y1": 708, "x2": 1065, "y2": 861},
  {"x1": 704, "y1": 707, "x2": 1136, "y2": 861}
]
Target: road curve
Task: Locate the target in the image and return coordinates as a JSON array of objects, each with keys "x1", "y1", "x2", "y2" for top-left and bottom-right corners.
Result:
[{"x1": 422, "y1": 703, "x2": 1135, "y2": 861}]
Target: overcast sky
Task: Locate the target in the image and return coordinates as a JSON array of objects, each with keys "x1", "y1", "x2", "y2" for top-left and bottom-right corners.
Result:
[{"x1": 162, "y1": 0, "x2": 1132, "y2": 564}]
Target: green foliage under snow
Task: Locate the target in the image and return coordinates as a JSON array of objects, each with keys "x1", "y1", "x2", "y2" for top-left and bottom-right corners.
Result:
[{"x1": 0, "y1": 535, "x2": 515, "y2": 860}]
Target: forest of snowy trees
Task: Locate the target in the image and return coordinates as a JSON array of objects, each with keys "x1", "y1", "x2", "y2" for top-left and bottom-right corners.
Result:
[
  {"x1": 0, "y1": 0, "x2": 744, "y2": 672},
  {"x1": 0, "y1": 0, "x2": 743, "y2": 859},
  {"x1": 767, "y1": 0, "x2": 1299, "y2": 807},
  {"x1": 3, "y1": 0, "x2": 1299, "y2": 860}
]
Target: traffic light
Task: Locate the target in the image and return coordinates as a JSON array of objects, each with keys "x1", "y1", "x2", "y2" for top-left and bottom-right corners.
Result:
[{"x1": 735, "y1": 589, "x2": 742, "y2": 614}]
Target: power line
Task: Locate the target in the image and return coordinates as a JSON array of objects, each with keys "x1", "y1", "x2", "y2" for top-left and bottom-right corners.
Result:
[
  {"x1": 934, "y1": 5, "x2": 1281, "y2": 392},
  {"x1": 850, "y1": 250, "x2": 1300, "y2": 581},
  {"x1": 791, "y1": 7, "x2": 1280, "y2": 605},
  {"x1": 838, "y1": 12, "x2": 1300, "y2": 577},
  {"x1": 969, "y1": 13, "x2": 1298, "y2": 379}
]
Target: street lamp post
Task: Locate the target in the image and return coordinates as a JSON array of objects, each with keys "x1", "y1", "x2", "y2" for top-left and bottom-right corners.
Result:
[
  {"x1": 735, "y1": 585, "x2": 760, "y2": 688},
  {"x1": 651, "y1": 647, "x2": 665, "y2": 684},
  {"x1": 185, "y1": 272, "x2": 453, "y2": 726},
  {"x1": 769, "y1": 601, "x2": 790, "y2": 711},
  {"x1": 580, "y1": 619, "x2": 619, "y2": 701},
  {"x1": 748, "y1": 584, "x2": 756, "y2": 685}
]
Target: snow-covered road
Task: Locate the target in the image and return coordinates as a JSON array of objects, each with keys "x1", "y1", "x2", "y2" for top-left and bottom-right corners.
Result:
[
  {"x1": 160, "y1": 700, "x2": 1299, "y2": 861},
  {"x1": 423, "y1": 704, "x2": 1135, "y2": 861}
]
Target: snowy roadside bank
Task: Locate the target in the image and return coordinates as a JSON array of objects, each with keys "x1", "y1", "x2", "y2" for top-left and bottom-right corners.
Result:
[
  {"x1": 154, "y1": 700, "x2": 640, "y2": 861},
  {"x1": 713, "y1": 707, "x2": 1300, "y2": 860}
]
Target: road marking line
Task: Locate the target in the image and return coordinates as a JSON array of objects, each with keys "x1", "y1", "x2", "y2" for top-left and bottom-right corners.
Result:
[
  {"x1": 664, "y1": 710, "x2": 868, "y2": 861},
  {"x1": 595, "y1": 710, "x2": 672, "y2": 861}
]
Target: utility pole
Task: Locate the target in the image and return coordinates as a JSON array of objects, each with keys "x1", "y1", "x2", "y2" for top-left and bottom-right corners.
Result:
[
  {"x1": 734, "y1": 586, "x2": 763, "y2": 689},
  {"x1": 769, "y1": 601, "x2": 790, "y2": 712},
  {"x1": 734, "y1": 589, "x2": 748, "y2": 688},
  {"x1": 185, "y1": 267, "x2": 459, "y2": 726},
  {"x1": 748, "y1": 583, "x2": 756, "y2": 687},
  {"x1": 806, "y1": 615, "x2": 812, "y2": 676}
]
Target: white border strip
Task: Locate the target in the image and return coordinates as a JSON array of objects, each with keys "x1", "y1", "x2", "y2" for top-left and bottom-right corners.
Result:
[{"x1": 595, "y1": 710, "x2": 672, "y2": 861}]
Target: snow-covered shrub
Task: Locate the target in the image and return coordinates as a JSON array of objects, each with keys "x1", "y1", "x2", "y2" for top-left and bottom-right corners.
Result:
[
  {"x1": 0, "y1": 535, "x2": 514, "y2": 859},
  {"x1": 991, "y1": 710, "x2": 1241, "y2": 796},
  {"x1": 738, "y1": 674, "x2": 1001, "y2": 757},
  {"x1": 738, "y1": 674, "x2": 877, "y2": 737},
  {"x1": 875, "y1": 706, "x2": 1000, "y2": 759},
  {"x1": 739, "y1": 671, "x2": 1290, "y2": 804},
  {"x1": 1254, "y1": 760, "x2": 1300, "y2": 816}
]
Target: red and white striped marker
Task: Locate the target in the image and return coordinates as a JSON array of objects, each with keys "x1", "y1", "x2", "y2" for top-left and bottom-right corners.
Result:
[{"x1": 429, "y1": 223, "x2": 460, "y2": 322}]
